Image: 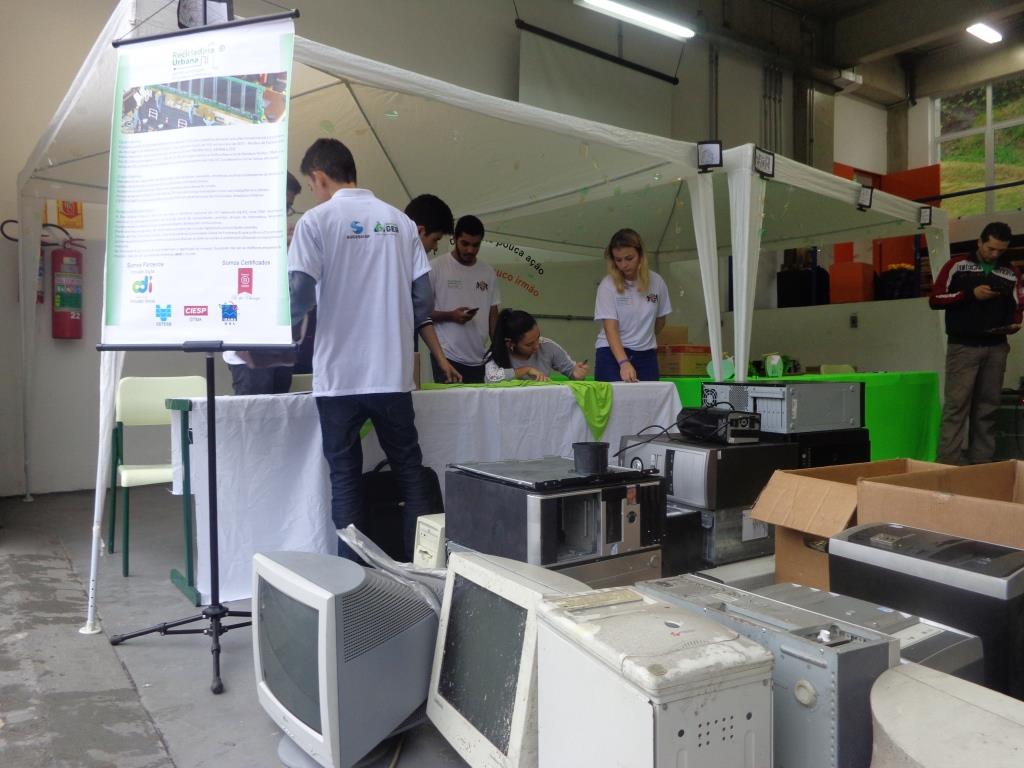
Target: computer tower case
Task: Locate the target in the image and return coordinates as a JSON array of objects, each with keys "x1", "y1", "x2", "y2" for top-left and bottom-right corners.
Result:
[{"x1": 829, "y1": 522, "x2": 1024, "y2": 699}]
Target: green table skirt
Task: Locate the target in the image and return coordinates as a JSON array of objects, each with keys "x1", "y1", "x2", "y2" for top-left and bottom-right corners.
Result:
[{"x1": 662, "y1": 372, "x2": 941, "y2": 461}]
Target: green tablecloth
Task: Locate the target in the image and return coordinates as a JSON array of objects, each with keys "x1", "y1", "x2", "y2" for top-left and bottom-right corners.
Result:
[{"x1": 663, "y1": 372, "x2": 941, "y2": 461}]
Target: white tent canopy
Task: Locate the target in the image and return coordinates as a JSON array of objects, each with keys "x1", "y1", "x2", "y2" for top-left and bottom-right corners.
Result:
[
  {"x1": 723, "y1": 144, "x2": 950, "y2": 381},
  {"x1": 18, "y1": 0, "x2": 726, "y2": 630},
  {"x1": 17, "y1": 0, "x2": 949, "y2": 629}
]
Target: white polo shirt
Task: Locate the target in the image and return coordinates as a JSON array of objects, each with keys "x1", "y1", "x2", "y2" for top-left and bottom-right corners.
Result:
[
  {"x1": 594, "y1": 271, "x2": 672, "y2": 351},
  {"x1": 429, "y1": 252, "x2": 501, "y2": 365},
  {"x1": 289, "y1": 188, "x2": 429, "y2": 395}
]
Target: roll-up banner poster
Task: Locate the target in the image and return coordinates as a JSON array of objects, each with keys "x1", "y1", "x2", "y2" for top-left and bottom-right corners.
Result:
[{"x1": 103, "y1": 17, "x2": 295, "y2": 347}]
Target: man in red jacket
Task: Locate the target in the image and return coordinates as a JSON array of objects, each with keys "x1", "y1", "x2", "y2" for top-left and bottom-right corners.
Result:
[{"x1": 930, "y1": 222, "x2": 1019, "y2": 464}]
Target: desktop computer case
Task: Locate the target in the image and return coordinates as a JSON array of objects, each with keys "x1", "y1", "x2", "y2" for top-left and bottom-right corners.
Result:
[
  {"x1": 537, "y1": 588, "x2": 773, "y2": 768},
  {"x1": 636, "y1": 574, "x2": 898, "y2": 768},
  {"x1": 617, "y1": 435, "x2": 799, "y2": 509},
  {"x1": 412, "y1": 513, "x2": 446, "y2": 569},
  {"x1": 445, "y1": 467, "x2": 664, "y2": 567},
  {"x1": 829, "y1": 523, "x2": 1024, "y2": 699},
  {"x1": 702, "y1": 381, "x2": 863, "y2": 434},
  {"x1": 757, "y1": 582, "x2": 985, "y2": 684},
  {"x1": 763, "y1": 427, "x2": 871, "y2": 468}
]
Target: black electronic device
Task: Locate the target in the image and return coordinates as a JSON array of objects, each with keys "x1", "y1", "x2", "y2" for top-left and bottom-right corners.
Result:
[
  {"x1": 444, "y1": 458, "x2": 665, "y2": 587},
  {"x1": 762, "y1": 427, "x2": 870, "y2": 468},
  {"x1": 675, "y1": 407, "x2": 761, "y2": 445},
  {"x1": 618, "y1": 435, "x2": 797, "y2": 510},
  {"x1": 830, "y1": 522, "x2": 1024, "y2": 699}
]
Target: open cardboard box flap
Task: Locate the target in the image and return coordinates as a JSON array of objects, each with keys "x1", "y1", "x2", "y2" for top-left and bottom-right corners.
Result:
[
  {"x1": 751, "y1": 471, "x2": 858, "y2": 538},
  {"x1": 857, "y1": 460, "x2": 1024, "y2": 549},
  {"x1": 752, "y1": 459, "x2": 947, "y2": 538}
]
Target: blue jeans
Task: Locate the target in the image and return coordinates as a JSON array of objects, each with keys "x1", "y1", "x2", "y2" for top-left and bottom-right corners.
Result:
[
  {"x1": 594, "y1": 347, "x2": 660, "y2": 381},
  {"x1": 316, "y1": 392, "x2": 428, "y2": 561}
]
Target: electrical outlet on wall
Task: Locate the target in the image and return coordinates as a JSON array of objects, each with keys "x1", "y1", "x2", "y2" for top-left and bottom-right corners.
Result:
[{"x1": 849, "y1": 313, "x2": 859, "y2": 329}]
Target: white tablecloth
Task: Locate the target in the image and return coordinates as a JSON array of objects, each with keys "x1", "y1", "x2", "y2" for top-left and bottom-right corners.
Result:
[{"x1": 171, "y1": 382, "x2": 681, "y2": 602}]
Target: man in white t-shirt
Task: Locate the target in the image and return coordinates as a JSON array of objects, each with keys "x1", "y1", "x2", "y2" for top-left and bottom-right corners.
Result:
[
  {"x1": 288, "y1": 138, "x2": 433, "y2": 561},
  {"x1": 428, "y1": 215, "x2": 501, "y2": 383},
  {"x1": 224, "y1": 172, "x2": 303, "y2": 394}
]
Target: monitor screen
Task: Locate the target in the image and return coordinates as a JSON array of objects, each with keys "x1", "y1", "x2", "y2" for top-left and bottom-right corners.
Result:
[
  {"x1": 257, "y1": 576, "x2": 321, "y2": 734},
  {"x1": 439, "y1": 574, "x2": 527, "y2": 756}
]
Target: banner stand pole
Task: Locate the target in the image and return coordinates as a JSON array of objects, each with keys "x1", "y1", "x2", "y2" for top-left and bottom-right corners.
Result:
[{"x1": 108, "y1": 345, "x2": 255, "y2": 694}]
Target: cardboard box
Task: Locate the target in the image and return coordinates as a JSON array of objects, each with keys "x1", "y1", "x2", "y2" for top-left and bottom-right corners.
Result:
[
  {"x1": 656, "y1": 325, "x2": 688, "y2": 345},
  {"x1": 657, "y1": 344, "x2": 711, "y2": 376},
  {"x1": 858, "y1": 461, "x2": 1024, "y2": 549},
  {"x1": 752, "y1": 459, "x2": 948, "y2": 590}
]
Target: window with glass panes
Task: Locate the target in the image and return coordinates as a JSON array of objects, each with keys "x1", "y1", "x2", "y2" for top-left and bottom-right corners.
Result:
[{"x1": 935, "y1": 74, "x2": 1024, "y2": 218}]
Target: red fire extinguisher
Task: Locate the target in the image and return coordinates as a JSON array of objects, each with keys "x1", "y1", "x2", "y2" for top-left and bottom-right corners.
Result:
[{"x1": 52, "y1": 238, "x2": 85, "y2": 339}]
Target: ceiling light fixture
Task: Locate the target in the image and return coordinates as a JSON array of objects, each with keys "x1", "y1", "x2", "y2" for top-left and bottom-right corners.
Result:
[
  {"x1": 573, "y1": 0, "x2": 695, "y2": 41},
  {"x1": 967, "y1": 22, "x2": 1003, "y2": 44}
]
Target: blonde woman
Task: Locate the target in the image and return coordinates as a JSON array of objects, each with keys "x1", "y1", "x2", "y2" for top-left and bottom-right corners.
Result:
[{"x1": 593, "y1": 228, "x2": 672, "y2": 382}]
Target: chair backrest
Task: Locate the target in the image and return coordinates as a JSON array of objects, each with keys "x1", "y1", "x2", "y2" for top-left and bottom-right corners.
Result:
[
  {"x1": 289, "y1": 373, "x2": 313, "y2": 393},
  {"x1": 116, "y1": 376, "x2": 207, "y2": 426},
  {"x1": 820, "y1": 363, "x2": 856, "y2": 375}
]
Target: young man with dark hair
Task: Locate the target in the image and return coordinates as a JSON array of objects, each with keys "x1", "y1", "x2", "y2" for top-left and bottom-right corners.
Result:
[
  {"x1": 403, "y1": 194, "x2": 461, "y2": 387},
  {"x1": 428, "y1": 214, "x2": 501, "y2": 383},
  {"x1": 930, "y1": 221, "x2": 1020, "y2": 464},
  {"x1": 289, "y1": 137, "x2": 433, "y2": 560}
]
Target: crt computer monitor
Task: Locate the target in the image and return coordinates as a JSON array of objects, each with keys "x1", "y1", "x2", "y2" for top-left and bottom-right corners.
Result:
[
  {"x1": 426, "y1": 551, "x2": 588, "y2": 768},
  {"x1": 252, "y1": 551, "x2": 438, "y2": 768}
]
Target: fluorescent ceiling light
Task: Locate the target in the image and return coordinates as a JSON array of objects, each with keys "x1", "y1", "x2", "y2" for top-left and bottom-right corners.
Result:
[
  {"x1": 574, "y1": 0, "x2": 695, "y2": 41},
  {"x1": 967, "y1": 22, "x2": 1003, "y2": 44}
]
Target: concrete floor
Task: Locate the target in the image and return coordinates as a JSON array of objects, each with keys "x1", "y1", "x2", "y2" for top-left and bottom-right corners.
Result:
[{"x1": 0, "y1": 486, "x2": 464, "y2": 768}]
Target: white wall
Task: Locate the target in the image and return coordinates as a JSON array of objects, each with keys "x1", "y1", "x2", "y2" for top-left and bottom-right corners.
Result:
[
  {"x1": 2, "y1": 0, "x2": 783, "y2": 495},
  {"x1": 834, "y1": 93, "x2": 888, "y2": 174},
  {"x1": 723, "y1": 297, "x2": 946, "y2": 374},
  {"x1": 1, "y1": 2, "x2": 117, "y2": 496}
]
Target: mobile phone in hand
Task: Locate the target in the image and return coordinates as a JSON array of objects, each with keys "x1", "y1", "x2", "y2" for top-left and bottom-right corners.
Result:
[{"x1": 466, "y1": 307, "x2": 480, "y2": 315}]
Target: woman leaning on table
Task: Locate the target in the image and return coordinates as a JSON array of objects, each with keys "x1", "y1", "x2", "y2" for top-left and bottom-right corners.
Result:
[{"x1": 593, "y1": 228, "x2": 672, "y2": 382}]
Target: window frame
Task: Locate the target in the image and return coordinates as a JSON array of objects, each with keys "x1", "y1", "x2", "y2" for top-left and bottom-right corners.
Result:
[{"x1": 934, "y1": 74, "x2": 1024, "y2": 214}]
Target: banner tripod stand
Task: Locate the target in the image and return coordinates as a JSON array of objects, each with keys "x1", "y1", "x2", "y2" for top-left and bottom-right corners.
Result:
[{"x1": 109, "y1": 346, "x2": 250, "y2": 694}]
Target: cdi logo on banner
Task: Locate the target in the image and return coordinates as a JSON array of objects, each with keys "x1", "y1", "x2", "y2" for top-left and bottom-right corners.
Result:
[
  {"x1": 132, "y1": 276, "x2": 154, "y2": 293},
  {"x1": 221, "y1": 303, "x2": 238, "y2": 323},
  {"x1": 155, "y1": 304, "x2": 172, "y2": 323},
  {"x1": 238, "y1": 268, "x2": 253, "y2": 294}
]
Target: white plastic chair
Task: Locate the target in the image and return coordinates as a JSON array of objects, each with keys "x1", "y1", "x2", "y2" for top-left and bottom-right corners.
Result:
[{"x1": 289, "y1": 373, "x2": 313, "y2": 392}]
